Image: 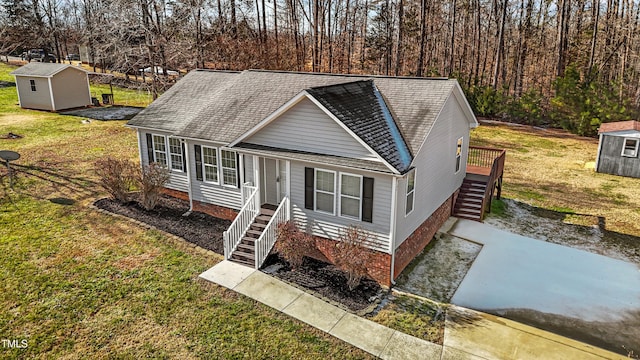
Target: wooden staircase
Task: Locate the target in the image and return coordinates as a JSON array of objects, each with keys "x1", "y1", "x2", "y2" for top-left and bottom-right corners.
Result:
[
  {"x1": 453, "y1": 178, "x2": 488, "y2": 221},
  {"x1": 229, "y1": 205, "x2": 276, "y2": 267}
]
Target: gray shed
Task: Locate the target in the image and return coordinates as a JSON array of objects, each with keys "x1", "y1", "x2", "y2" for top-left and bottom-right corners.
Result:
[
  {"x1": 596, "y1": 120, "x2": 640, "y2": 178},
  {"x1": 11, "y1": 63, "x2": 92, "y2": 111}
]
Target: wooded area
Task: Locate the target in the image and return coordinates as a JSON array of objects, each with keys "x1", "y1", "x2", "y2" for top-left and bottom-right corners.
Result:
[{"x1": 1, "y1": 0, "x2": 639, "y2": 135}]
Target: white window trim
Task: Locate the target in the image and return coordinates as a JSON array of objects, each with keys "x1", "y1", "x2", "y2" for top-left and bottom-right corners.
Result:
[
  {"x1": 621, "y1": 137, "x2": 639, "y2": 158},
  {"x1": 201, "y1": 146, "x2": 219, "y2": 185},
  {"x1": 220, "y1": 149, "x2": 238, "y2": 188},
  {"x1": 168, "y1": 137, "x2": 184, "y2": 172},
  {"x1": 405, "y1": 169, "x2": 416, "y2": 217},
  {"x1": 151, "y1": 134, "x2": 168, "y2": 167},
  {"x1": 455, "y1": 137, "x2": 463, "y2": 173},
  {"x1": 314, "y1": 168, "x2": 337, "y2": 215},
  {"x1": 339, "y1": 172, "x2": 363, "y2": 221}
]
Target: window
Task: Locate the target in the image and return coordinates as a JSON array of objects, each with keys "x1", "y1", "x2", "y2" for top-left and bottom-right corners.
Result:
[
  {"x1": 168, "y1": 138, "x2": 184, "y2": 171},
  {"x1": 455, "y1": 137, "x2": 463, "y2": 172},
  {"x1": 221, "y1": 150, "x2": 237, "y2": 186},
  {"x1": 622, "y1": 138, "x2": 639, "y2": 157},
  {"x1": 340, "y1": 174, "x2": 362, "y2": 219},
  {"x1": 202, "y1": 146, "x2": 218, "y2": 183},
  {"x1": 29, "y1": 79, "x2": 36, "y2": 91},
  {"x1": 315, "y1": 169, "x2": 336, "y2": 214},
  {"x1": 152, "y1": 135, "x2": 167, "y2": 166},
  {"x1": 405, "y1": 169, "x2": 415, "y2": 215}
]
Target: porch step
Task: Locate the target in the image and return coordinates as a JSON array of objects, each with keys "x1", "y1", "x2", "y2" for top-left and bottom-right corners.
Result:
[
  {"x1": 453, "y1": 178, "x2": 489, "y2": 222},
  {"x1": 229, "y1": 206, "x2": 275, "y2": 268}
]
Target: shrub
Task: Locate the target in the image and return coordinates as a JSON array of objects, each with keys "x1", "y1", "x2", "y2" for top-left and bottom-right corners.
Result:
[
  {"x1": 275, "y1": 221, "x2": 316, "y2": 269},
  {"x1": 138, "y1": 163, "x2": 170, "y2": 210},
  {"x1": 94, "y1": 157, "x2": 137, "y2": 203},
  {"x1": 333, "y1": 226, "x2": 371, "y2": 291}
]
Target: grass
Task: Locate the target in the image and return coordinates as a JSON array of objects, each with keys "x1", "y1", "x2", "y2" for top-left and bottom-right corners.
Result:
[
  {"x1": 0, "y1": 62, "x2": 372, "y2": 359},
  {"x1": 369, "y1": 295, "x2": 445, "y2": 344},
  {"x1": 472, "y1": 123, "x2": 640, "y2": 237}
]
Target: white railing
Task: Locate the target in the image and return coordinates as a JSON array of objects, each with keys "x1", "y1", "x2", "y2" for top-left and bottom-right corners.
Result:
[
  {"x1": 223, "y1": 184, "x2": 259, "y2": 260},
  {"x1": 241, "y1": 182, "x2": 254, "y2": 205},
  {"x1": 254, "y1": 196, "x2": 290, "y2": 269}
]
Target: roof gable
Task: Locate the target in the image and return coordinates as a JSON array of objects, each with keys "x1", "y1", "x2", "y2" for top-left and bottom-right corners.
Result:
[
  {"x1": 306, "y1": 80, "x2": 413, "y2": 173},
  {"x1": 10, "y1": 63, "x2": 85, "y2": 78}
]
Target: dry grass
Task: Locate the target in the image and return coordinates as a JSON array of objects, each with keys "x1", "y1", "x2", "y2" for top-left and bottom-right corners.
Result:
[{"x1": 471, "y1": 122, "x2": 640, "y2": 237}]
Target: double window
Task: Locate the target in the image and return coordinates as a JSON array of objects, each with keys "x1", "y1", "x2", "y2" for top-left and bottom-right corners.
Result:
[
  {"x1": 194, "y1": 145, "x2": 238, "y2": 187},
  {"x1": 622, "y1": 138, "x2": 639, "y2": 158},
  {"x1": 146, "y1": 133, "x2": 185, "y2": 172},
  {"x1": 305, "y1": 167, "x2": 373, "y2": 223},
  {"x1": 405, "y1": 169, "x2": 416, "y2": 216}
]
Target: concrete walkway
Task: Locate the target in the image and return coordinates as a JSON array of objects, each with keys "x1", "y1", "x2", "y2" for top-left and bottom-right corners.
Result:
[{"x1": 200, "y1": 260, "x2": 626, "y2": 360}]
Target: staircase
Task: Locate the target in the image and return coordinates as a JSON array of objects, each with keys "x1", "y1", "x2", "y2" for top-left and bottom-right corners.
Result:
[
  {"x1": 229, "y1": 205, "x2": 276, "y2": 266},
  {"x1": 453, "y1": 178, "x2": 488, "y2": 221}
]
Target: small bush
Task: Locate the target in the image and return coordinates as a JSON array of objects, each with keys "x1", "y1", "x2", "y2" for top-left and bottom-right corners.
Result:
[
  {"x1": 94, "y1": 157, "x2": 137, "y2": 203},
  {"x1": 334, "y1": 226, "x2": 371, "y2": 291},
  {"x1": 138, "y1": 163, "x2": 170, "y2": 210},
  {"x1": 275, "y1": 221, "x2": 316, "y2": 269}
]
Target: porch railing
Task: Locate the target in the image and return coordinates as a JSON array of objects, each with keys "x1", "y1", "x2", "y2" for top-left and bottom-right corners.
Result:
[
  {"x1": 223, "y1": 184, "x2": 259, "y2": 260},
  {"x1": 254, "y1": 196, "x2": 290, "y2": 269},
  {"x1": 468, "y1": 146, "x2": 506, "y2": 169},
  {"x1": 477, "y1": 147, "x2": 506, "y2": 218}
]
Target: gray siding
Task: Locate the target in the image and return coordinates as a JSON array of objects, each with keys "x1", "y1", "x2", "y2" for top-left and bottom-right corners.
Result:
[
  {"x1": 187, "y1": 140, "x2": 243, "y2": 210},
  {"x1": 394, "y1": 93, "x2": 470, "y2": 248},
  {"x1": 15, "y1": 76, "x2": 52, "y2": 110},
  {"x1": 245, "y1": 97, "x2": 380, "y2": 161},
  {"x1": 50, "y1": 68, "x2": 91, "y2": 110},
  {"x1": 289, "y1": 160, "x2": 393, "y2": 253},
  {"x1": 138, "y1": 130, "x2": 189, "y2": 193},
  {"x1": 597, "y1": 134, "x2": 640, "y2": 178}
]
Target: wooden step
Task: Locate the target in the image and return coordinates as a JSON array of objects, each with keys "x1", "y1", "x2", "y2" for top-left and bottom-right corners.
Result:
[
  {"x1": 251, "y1": 222, "x2": 267, "y2": 231},
  {"x1": 241, "y1": 236, "x2": 256, "y2": 244},
  {"x1": 260, "y1": 208, "x2": 276, "y2": 216},
  {"x1": 454, "y1": 214, "x2": 482, "y2": 221},
  {"x1": 456, "y1": 203, "x2": 482, "y2": 211},
  {"x1": 454, "y1": 207, "x2": 482, "y2": 216},
  {"x1": 237, "y1": 243, "x2": 255, "y2": 252},
  {"x1": 245, "y1": 229, "x2": 263, "y2": 238},
  {"x1": 255, "y1": 215, "x2": 272, "y2": 224},
  {"x1": 229, "y1": 256, "x2": 254, "y2": 267},
  {"x1": 231, "y1": 250, "x2": 255, "y2": 261}
]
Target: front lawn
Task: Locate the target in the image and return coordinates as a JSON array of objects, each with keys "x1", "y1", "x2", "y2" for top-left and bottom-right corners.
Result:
[{"x1": 0, "y1": 62, "x2": 371, "y2": 359}]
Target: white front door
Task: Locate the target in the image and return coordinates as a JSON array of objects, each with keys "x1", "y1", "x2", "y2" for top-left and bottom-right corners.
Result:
[{"x1": 260, "y1": 158, "x2": 289, "y2": 206}]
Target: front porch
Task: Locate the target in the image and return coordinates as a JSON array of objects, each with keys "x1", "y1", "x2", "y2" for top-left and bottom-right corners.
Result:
[
  {"x1": 453, "y1": 146, "x2": 506, "y2": 221},
  {"x1": 224, "y1": 155, "x2": 291, "y2": 269}
]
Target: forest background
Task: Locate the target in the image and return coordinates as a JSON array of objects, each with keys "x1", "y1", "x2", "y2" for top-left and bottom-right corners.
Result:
[{"x1": 1, "y1": 0, "x2": 638, "y2": 136}]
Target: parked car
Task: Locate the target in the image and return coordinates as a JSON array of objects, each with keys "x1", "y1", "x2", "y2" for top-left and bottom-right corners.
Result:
[
  {"x1": 25, "y1": 49, "x2": 56, "y2": 63},
  {"x1": 65, "y1": 54, "x2": 80, "y2": 61}
]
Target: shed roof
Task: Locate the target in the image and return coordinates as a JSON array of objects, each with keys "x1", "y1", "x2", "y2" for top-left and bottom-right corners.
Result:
[
  {"x1": 10, "y1": 63, "x2": 86, "y2": 78},
  {"x1": 598, "y1": 120, "x2": 640, "y2": 134}
]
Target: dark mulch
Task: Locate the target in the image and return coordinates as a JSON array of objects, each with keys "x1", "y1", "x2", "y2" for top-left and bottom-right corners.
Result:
[
  {"x1": 94, "y1": 194, "x2": 230, "y2": 254},
  {"x1": 262, "y1": 254, "x2": 383, "y2": 313}
]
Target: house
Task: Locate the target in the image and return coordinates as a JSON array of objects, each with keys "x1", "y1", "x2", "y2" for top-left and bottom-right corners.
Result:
[
  {"x1": 126, "y1": 69, "x2": 504, "y2": 286},
  {"x1": 11, "y1": 63, "x2": 92, "y2": 111},
  {"x1": 596, "y1": 120, "x2": 640, "y2": 178}
]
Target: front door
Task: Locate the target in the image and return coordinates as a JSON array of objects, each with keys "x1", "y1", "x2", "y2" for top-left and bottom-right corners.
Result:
[{"x1": 260, "y1": 158, "x2": 288, "y2": 206}]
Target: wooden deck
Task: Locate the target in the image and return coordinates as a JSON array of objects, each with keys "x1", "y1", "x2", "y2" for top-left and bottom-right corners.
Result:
[{"x1": 467, "y1": 164, "x2": 492, "y2": 177}]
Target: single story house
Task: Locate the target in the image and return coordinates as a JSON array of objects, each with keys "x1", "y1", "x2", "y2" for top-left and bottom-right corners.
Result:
[
  {"x1": 11, "y1": 63, "x2": 92, "y2": 111},
  {"x1": 126, "y1": 69, "x2": 485, "y2": 286},
  {"x1": 596, "y1": 120, "x2": 640, "y2": 178}
]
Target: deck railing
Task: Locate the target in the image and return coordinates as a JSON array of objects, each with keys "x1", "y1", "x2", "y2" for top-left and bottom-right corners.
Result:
[
  {"x1": 254, "y1": 196, "x2": 290, "y2": 269},
  {"x1": 223, "y1": 184, "x2": 259, "y2": 260},
  {"x1": 468, "y1": 146, "x2": 506, "y2": 169}
]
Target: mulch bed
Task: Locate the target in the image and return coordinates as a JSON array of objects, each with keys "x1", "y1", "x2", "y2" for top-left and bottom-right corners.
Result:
[
  {"x1": 96, "y1": 194, "x2": 382, "y2": 313},
  {"x1": 94, "y1": 194, "x2": 230, "y2": 254},
  {"x1": 262, "y1": 254, "x2": 383, "y2": 313}
]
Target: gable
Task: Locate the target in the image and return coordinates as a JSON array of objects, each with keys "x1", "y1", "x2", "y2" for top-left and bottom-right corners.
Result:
[{"x1": 244, "y1": 97, "x2": 381, "y2": 161}]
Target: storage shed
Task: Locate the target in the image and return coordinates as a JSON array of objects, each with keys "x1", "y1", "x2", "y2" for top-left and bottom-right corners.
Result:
[
  {"x1": 595, "y1": 120, "x2": 640, "y2": 178},
  {"x1": 11, "y1": 63, "x2": 92, "y2": 111}
]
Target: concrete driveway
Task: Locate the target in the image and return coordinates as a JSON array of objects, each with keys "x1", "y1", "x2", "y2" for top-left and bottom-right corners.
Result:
[{"x1": 449, "y1": 219, "x2": 640, "y2": 356}]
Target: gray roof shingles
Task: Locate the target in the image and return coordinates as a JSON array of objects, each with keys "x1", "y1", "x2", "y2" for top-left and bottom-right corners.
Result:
[
  {"x1": 10, "y1": 63, "x2": 83, "y2": 77},
  {"x1": 127, "y1": 69, "x2": 459, "y2": 172}
]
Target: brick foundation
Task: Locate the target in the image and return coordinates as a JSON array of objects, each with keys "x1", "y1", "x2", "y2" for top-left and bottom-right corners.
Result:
[
  {"x1": 160, "y1": 188, "x2": 238, "y2": 221},
  {"x1": 393, "y1": 193, "x2": 455, "y2": 279}
]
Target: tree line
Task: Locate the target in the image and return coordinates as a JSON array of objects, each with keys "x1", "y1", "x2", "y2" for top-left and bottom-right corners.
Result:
[{"x1": 1, "y1": 0, "x2": 639, "y2": 135}]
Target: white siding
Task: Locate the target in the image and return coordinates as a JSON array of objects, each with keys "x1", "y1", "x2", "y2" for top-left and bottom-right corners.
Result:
[
  {"x1": 394, "y1": 93, "x2": 470, "y2": 247},
  {"x1": 138, "y1": 130, "x2": 189, "y2": 193},
  {"x1": 50, "y1": 68, "x2": 91, "y2": 110},
  {"x1": 15, "y1": 76, "x2": 52, "y2": 110},
  {"x1": 245, "y1": 97, "x2": 380, "y2": 161},
  {"x1": 289, "y1": 160, "x2": 393, "y2": 253},
  {"x1": 243, "y1": 155, "x2": 254, "y2": 185},
  {"x1": 187, "y1": 140, "x2": 243, "y2": 210}
]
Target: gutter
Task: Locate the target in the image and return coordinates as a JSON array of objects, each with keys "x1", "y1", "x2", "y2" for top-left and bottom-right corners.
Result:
[
  {"x1": 389, "y1": 176, "x2": 399, "y2": 285},
  {"x1": 181, "y1": 138, "x2": 194, "y2": 213}
]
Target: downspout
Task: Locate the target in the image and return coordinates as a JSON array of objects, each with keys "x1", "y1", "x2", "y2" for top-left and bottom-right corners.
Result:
[
  {"x1": 48, "y1": 77, "x2": 56, "y2": 111},
  {"x1": 182, "y1": 139, "x2": 194, "y2": 213},
  {"x1": 389, "y1": 176, "x2": 399, "y2": 285},
  {"x1": 595, "y1": 133, "x2": 603, "y2": 172}
]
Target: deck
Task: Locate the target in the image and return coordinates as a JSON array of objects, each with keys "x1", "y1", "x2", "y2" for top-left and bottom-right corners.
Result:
[{"x1": 453, "y1": 146, "x2": 506, "y2": 221}]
